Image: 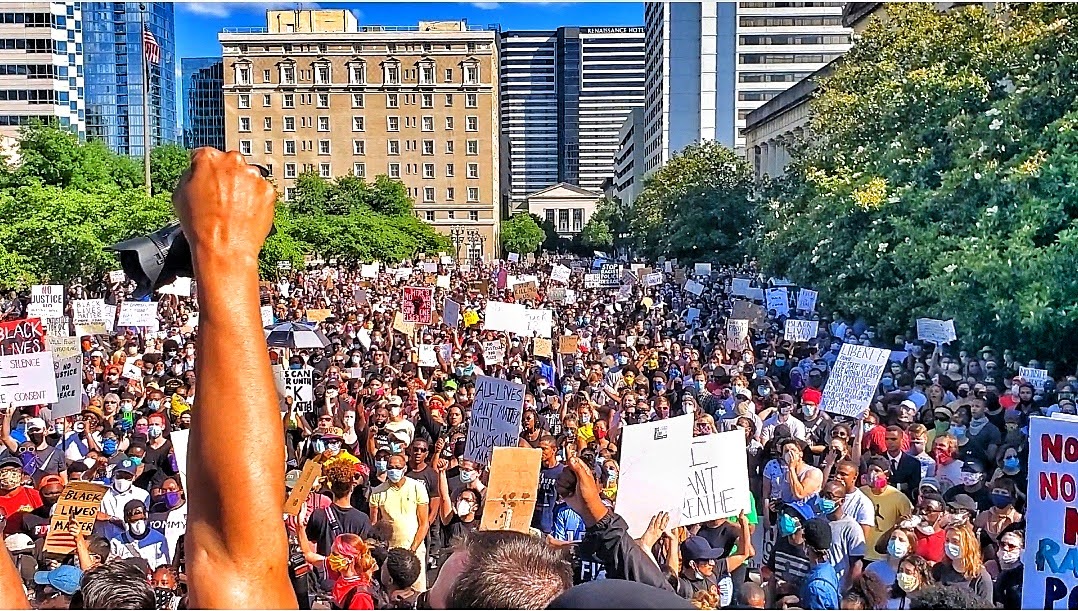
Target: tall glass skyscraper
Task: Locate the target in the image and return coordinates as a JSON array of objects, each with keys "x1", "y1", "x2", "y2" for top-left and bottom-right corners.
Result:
[
  {"x1": 180, "y1": 57, "x2": 223, "y2": 150},
  {"x1": 82, "y1": 2, "x2": 176, "y2": 156}
]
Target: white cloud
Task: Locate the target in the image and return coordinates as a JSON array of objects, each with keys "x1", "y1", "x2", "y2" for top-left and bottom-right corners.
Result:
[
  {"x1": 180, "y1": 2, "x2": 231, "y2": 18},
  {"x1": 470, "y1": 2, "x2": 502, "y2": 9},
  {"x1": 178, "y1": 2, "x2": 325, "y2": 20}
]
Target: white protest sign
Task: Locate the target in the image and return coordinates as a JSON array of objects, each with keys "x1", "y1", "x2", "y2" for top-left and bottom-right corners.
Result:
[
  {"x1": 1020, "y1": 366, "x2": 1050, "y2": 392},
  {"x1": 108, "y1": 270, "x2": 126, "y2": 283},
  {"x1": 0, "y1": 351, "x2": 58, "y2": 407},
  {"x1": 731, "y1": 278, "x2": 754, "y2": 298},
  {"x1": 684, "y1": 280, "x2": 704, "y2": 296},
  {"x1": 765, "y1": 287, "x2": 790, "y2": 316},
  {"x1": 30, "y1": 285, "x2": 64, "y2": 319},
  {"x1": 915, "y1": 318, "x2": 957, "y2": 345},
  {"x1": 681, "y1": 430, "x2": 751, "y2": 526},
  {"x1": 583, "y1": 273, "x2": 600, "y2": 289},
  {"x1": 464, "y1": 375, "x2": 525, "y2": 467},
  {"x1": 820, "y1": 344, "x2": 891, "y2": 417},
  {"x1": 260, "y1": 306, "x2": 274, "y2": 328},
  {"x1": 72, "y1": 299, "x2": 106, "y2": 325},
  {"x1": 524, "y1": 308, "x2": 553, "y2": 338},
  {"x1": 361, "y1": 263, "x2": 380, "y2": 278},
  {"x1": 644, "y1": 272, "x2": 663, "y2": 287},
  {"x1": 440, "y1": 255, "x2": 453, "y2": 265},
  {"x1": 422, "y1": 261, "x2": 438, "y2": 274},
  {"x1": 102, "y1": 304, "x2": 116, "y2": 332},
  {"x1": 508, "y1": 252, "x2": 520, "y2": 263},
  {"x1": 1022, "y1": 416, "x2": 1078, "y2": 609},
  {"x1": 117, "y1": 301, "x2": 158, "y2": 327},
  {"x1": 171, "y1": 429, "x2": 189, "y2": 490},
  {"x1": 356, "y1": 328, "x2": 372, "y2": 350},
  {"x1": 418, "y1": 345, "x2": 439, "y2": 368},
  {"x1": 121, "y1": 356, "x2": 142, "y2": 380},
  {"x1": 482, "y1": 341, "x2": 504, "y2": 365},
  {"x1": 443, "y1": 299, "x2": 461, "y2": 328},
  {"x1": 797, "y1": 288, "x2": 818, "y2": 313},
  {"x1": 46, "y1": 336, "x2": 80, "y2": 359},
  {"x1": 550, "y1": 264, "x2": 571, "y2": 284},
  {"x1": 436, "y1": 275, "x2": 451, "y2": 289},
  {"x1": 45, "y1": 317, "x2": 70, "y2": 338},
  {"x1": 617, "y1": 284, "x2": 632, "y2": 302},
  {"x1": 282, "y1": 368, "x2": 314, "y2": 414},
  {"x1": 156, "y1": 277, "x2": 192, "y2": 297},
  {"x1": 614, "y1": 414, "x2": 694, "y2": 537},
  {"x1": 694, "y1": 262, "x2": 712, "y2": 277},
  {"x1": 726, "y1": 319, "x2": 750, "y2": 352},
  {"x1": 784, "y1": 319, "x2": 819, "y2": 343},
  {"x1": 51, "y1": 354, "x2": 84, "y2": 418},
  {"x1": 484, "y1": 301, "x2": 528, "y2": 335}
]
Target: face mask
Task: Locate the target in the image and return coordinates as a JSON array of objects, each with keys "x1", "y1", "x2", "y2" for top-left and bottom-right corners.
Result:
[
  {"x1": 386, "y1": 468, "x2": 404, "y2": 483},
  {"x1": 779, "y1": 406, "x2": 792, "y2": 417},
  {"x1": 455, "y1": 500, "x2": 473, "y2": 517},
  {"x1": 164, "y1": 490, "x2": 182, "y2": 509},
  {"x1": 616, "y1": 355, "x2": 628, "y2": 366},
  {"x1": 990, "y1": 493, "x2": 1012, "y2": 509},
  {"x1": 326, "y1": 441, "x2": 342, "y2": 455},
  {"x1": 960, "y1": 471, "x2": 982, "y2": 486},
  {"x1": 896, "y1": 572, "x2": 918, "y2": 593},
  {"x1": 944, "y1": 542, "x2": 962, "y2": 560},
  {"x1": 290, "y1": 363, "x2": 302, "y2": 370},
  {"x1": 129, "y1": 456, "x2": 143, "y2": 466},
  {"x1": 997, "y1": 548, "x2": 1021, "y2": 566},
  {"x1": 390, "y1": 442, "x2": 403, "y2": 455},
  {"x1": 374, "y1": 460, "x2": 388, "y2": 473},
  {"x1": 148, "y1": 425, "x2": 163, "y2": 439},
  {"x1": 460, "y1": 469, "x2": 476, "y2": 484},
  {"x1": 113, "y1": 478, "x2": 133, "y2": 493},
  {"x1": 327, "y1": 553, "x2": 350, "y2": 573},
  {"x1": 1002, "y1": 456, "x2": 1020, "y2": 472},
  {"x1": 135, "y1": 425, "x2": 149, "y2": 435},
  {"x1": 777, "y1": 513, "x2": 799, "y2": 538},
  {"x1": 888, "y1": 538, "x2": 909, "y2": 559},
  {"x1": 102, "y1": 439, "x2": 118, "y2": 456},
  {"x1": 128, "y1": 519, "x2": 147, "y2": 536},
  {"x1": 801, "y1": 404, "x2": 816, "y2": 418},
  {"x1": 695, "y1": 381, "x2": 705, "y2": 392},
  {"x1": 934, "y1": 448, "x2": 954, "y2": 465},
  {"x1": 774, "y1": 358, "x2": 785, "y2": 367},
  {"x1": 817, "y1": 498, "x2": 838, "y2": 515},
  {"x1": 0, "y1": 470, "x2": 21, "y2": 490},
  {"x1": 147, "y1": 400, "x2": 161, "y2": 411},
  {"x1": 950, "y1": 425, "x2": 967, "y2": 438}
]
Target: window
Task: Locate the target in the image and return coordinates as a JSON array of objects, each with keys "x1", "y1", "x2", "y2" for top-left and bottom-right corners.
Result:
[
  {"x1": 469, "y1": 210, "x2": 479, "y2": 222},
  {"x1": 464, "y1": 64, "x2": 478, "y2": 84},
  {"x1": 445, "y1": 163, "x2": 454, "y2": 177},
  {"x1": 318, "y1": 116, "x2": 329, "y2": 131},
  {"x1": 445, "y1": 140, "x2": 454, "y2": 154},
  {"x1": 353, "y1": 140, "x2": 365, "y2": 155},
  {"x1": 545, "y1": 209, "x2": 555, "y2": 226},
  {"x1": 423, "y1": 187, "x2": 435, "y2": 202},
  {"x1": 405, "y1": 140, "x2": 416, "y2": 152},
  {"x1": 285, "y1": 187, "x2": 296, "y2": 200},
  {"x1": 444, "y1": 68, "x2": 453, "y2": 82},
  {"x1": 467, "y1": 187, "x2": 479, "y2": 202},
  {"x1": 467, "y1": 163, "x2": 478, "y2": 179},
  {"x1": 236, "y1": 65, "x2": 251, "y2": 85},
  {"x1": 239, "y1": 117, "x2": 251, "y2": 132},
  {"x1": 317, "y1": 93, "x2": 329, "y2": 108},
  {"x1": 319, "y1": 163, "x2": 331, "y2": 178},
  {"x1": 448, "y1": 211, "x2": 455, "y2": 220},
  {"x1": 387, "y1": 116, "x2": 399, "y2": 131},
  {"x1": 351, "y1": 93, "x2": 364, "y2": 108},
  {"x1": 466, "y1": 140, "x2": 478, "y2": 155},
  {"x1": 283, "y1": 93, "x2": 295, "y2": 108},
  {"x1": 263, "y1": 69, "x2": 271, "y2": 83},
  {"x1": 388, "y1": 163, "x2": 400, "y2": 178},
  {"x1": 559, "y1": 209, "x2": 569, "y2": 233},
  {"x1": 424, "y1": 210, "x2": 435, "y2": 222},
  {"x1": 420, "y1": 64, "x2": 434, "y2": 85},
  {"x1": 384, "y1": 63, "x2": 400, "y2": 84},
  {"x1": 284, "y1": 140, "x2": 296, "y2": 155},
  {"x1": 423, "y1": 163, "x2": 434, "y2": 179},
  {"x1": 421, "y1": 116, "x2": 433, "y2": 132},
  {"x1": 446, "y1": 187, "x2": 455, "y2": 200},
  {"x1": 239, "y1": 140, "x2": 252, "y2": 155},
  {"x1": 348, "y1": 63, "x2": 365, "y2": 84},
  {"x1": 352, "y1": 116, "x2": 365, "y2": 131},
  {"x1": 353, "y1": 163, "x2": 366, "y2": 177},
  {"x1": 387, "y1": 93, "x2": 399, "y2": 108},
  {"x1": 281, "y1": 65, "x2": 295, "y2": 84},
  {"x1": 466, "y1": 116, "x2": 478, "y2": 132},
  {"x1": 239, "y1": 94, "x2": 250, "y2": 108},
  {"x1": 388, "y1": 140, "x2": 400, "y2": 155},
  {"x1": 445, "y1": 117, "x2": 454, "y2": 130},
  {"x1": 263, "y1": 117, "x2": 272, "y2": 130},
  {"x1": 285, "y1": 163, "x2": 297, "y2": 178},
  {"x1": 445, "y1": 94, "x2": 453, "y2": 107},
  {"x1": 315, "y1": 64, "x2": 330, "y2": 84},
  {"x1": 318, "y1": 140, "x2": 330, "y2": 155},
  {"x1": 422, "y1": 140, "x2": 434, "y2": 155},
  {"x1": 465, "y1": 93, "x2": 477, "y2": 108},
  {"x1": 264, "y1": 140, "x2": 273, "y2": 154},
  {"x1": 284, "y1": 116, "x2": 295, "y2": 131},
  {"x1": 263, "y1": 94, "x2": 271, "y2": 107},
  {"x1": 573, "y1": 208, "x2": 583, "y2": 231}
]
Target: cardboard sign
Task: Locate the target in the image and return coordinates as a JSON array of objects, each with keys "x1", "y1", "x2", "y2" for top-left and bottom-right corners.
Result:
[
  {"x1": 464, "y1": 376, "x2": 525, "y2": 467},
  {"x1": 283, "y1": 461, "x2": 322, "y2": 516},
  {"x1": 422, "y1": 262, "x2": 438, "y2": 274},
  {"x1": 43, "y1": 482, "x2": 107, "y2": 554},
  {"x1": 820, "y1": 344, "x2": 891, "y2": 417},
  {"x1": 550, "y1": 264, "x2": 571, "y2": 284},
  {"x1": 121, "y1": 356, "x2": 142, "y2": 380},
  {"x1": 533, "y1": 337, "x2": 553, "y2": 358},
  {"x1": 765, "y1": 287, "x2": 790, "y2": 316},
  {"x1": 0, "y1": 318, "x2": 46, "y2": 355},
  {"x1": 784, "y1": 319, "x2": 819, "y2": 343},
  {"x1": 418, "y1": 344, "x2": 439, "y2": 367},
  {"x1": 469, "y1": 280, "x2": 489, "y2": 295},
  {"x1": 1022, "y1": 416, "x2": 1078, "y2": 609},
  {"x1": 731, "y1": 300, "x2": 768, "y2": 329},
  {"x1": 513, "y1": 281, "x2": 539, "y2": 302},
  {"x1": 479, "y1": 447, "x2": 542, "y2": 533},
  {"x1": 443, "y1": 299, "x2": 461, "y2": 328},
  {"x1": 524, "y1": 308, "x2": 553, "y2": 338},
  {"x1": 599, "y1": 264, "x2": 620, "y2": 288},
  {"x1": 694, "y1": 262, "x2": 712, "y2": 277},
  {"x1": 51, "y1": 354, "x2": 84, "y2": 418},
  {"x1": 726, "y1": 319, "x2": 750, "y2": 352},
  {"x1": 30, "y1": 285, "x2": 64, "y2": 319},
  {"x1": 681, "y1": 431, "x2": 751, "y2": 526},
  {"x1": 306, "y1": 309, "x2": 332, "y2": 323},
  {"x1": 483, "y1": 341, "x2": 504, "y2": 366},
  {"x1": 1019, "y1": 366, "x2": 1050, "y2": 392},
  {"x1": 402, "y1": 286, "x2": 434, "y2": 324},
  {"x1": 916, "y1": 318, "x2": 956, "y2": 345},
  {"x1": 644, "y1": 272, "x2": 663, "y2": 287},
  {"x1": 686, "y1": 308, "x2": 700, "y2": 325},
  {"x1": 0, "y1": 351, "x2": 58, "y2": 406},
  {"x1": 46, "y1": 336, "x2": 80, "y2": 359},
  {"x1": 559, "y1": 335, "x2": 579, "y2": 354},
  {"x1": 117, "y1": 301, "x2": 158, "y2": 327},
  {"x1": 797, "y1": 288, "x2": 818, "y2": 313},
  {"x1": 283, "y1": 368, "x2": 314, "y2": 414},
  {"x1": 392, "y1": 312, "x2": 415, "y2": 336},
  {"x1": 548, "y1": 287, "x2": 567, "y2": 302},
  {"x1": 361, "y1": 263, "x2": 380, "y2": 278},
  {"x1": 614, "y1": 414, "x2": 695, "y2": 537},
  {"x1": 170, "y1": 429, "x2": 189, "y2": 490},
  {"x1": 484, "y1": 301, "x2": 527, "y2": 335},
  {"x1": 684, "y1": 280, "x2": 704, "y2": 296}
]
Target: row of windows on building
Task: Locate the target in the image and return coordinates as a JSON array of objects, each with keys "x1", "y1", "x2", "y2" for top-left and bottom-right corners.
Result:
[
  {"x1": 237, "y1": 91, "x2": 482, "y2": 110},
  {"x1": 0, "y1": 38, "x2": 68, "y2": 53},
  {"x1": 739, "y1": 34, "x2": 850, "y2": 46},
  {"x1": 0, "y1": 89, "x2": 65, "y2": 104},
  {"x1": 241, "y1": 131, "x2": 482, "y2": 157},
  {"x1": 238, "y1": 114, "x2": 482, "y2": 134},
  {"x1": 544, "y1": 208, "x2": 585, "y2": 233},
  {"x1": 737, "y1": 15, "x2": 844, "y2": 27},
  {"x1": 739, "y1": 53, "x2": 843, "y2": 65},
  {"x1": 0, "y1": 64, "x2": 70, "y2": 79},
  {"x1": 234, "y1": 62, "x2": 481, "y2": 87},
  {"x1": 0, "y1": 12, "x2": 73, "y2": 27},
  {"x1": 233, "y1": 40, "x2": 489, "y2": 56},
  {"x1": 279, "y1": 173, "x2": 481, "y2": 205}
]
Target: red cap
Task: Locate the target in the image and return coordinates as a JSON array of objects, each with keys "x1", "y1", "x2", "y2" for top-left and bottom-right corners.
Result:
[
  {"x1": 38, "y1": 475, "x2": 64, "y2": 490},
  {"x1": 801, "y1": 388, "x2": 823, "y2": 405}
]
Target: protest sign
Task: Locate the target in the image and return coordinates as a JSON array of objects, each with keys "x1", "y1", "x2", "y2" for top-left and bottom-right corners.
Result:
[
  {"x1": 565, "y1": 289, "x2": 577, "y2": 305},
  {"x1": 440, "y1": 255, "x2": 452, "y2": 265},
  {"x1": 548, "y1": 287, "x2": 567, "y2": 302},
  {"x1": 30, "y1": 285, "x2": 64, "y2": 319},
  {"x1": 422, "y1": 261, "x2": 438, "y2": 274},
  {"x1": 483, "y1": 340, "x2": 504, "y2": 365},
  {"x1": 524, "y1": 308, "x2": 553, "y2": 338},
  {"x1": 480, "y1": 447, "x2": 542, "y2": 533},
  {"x1": 51, "y1": 354, "x2": 84, "y2": 418},
  {"x1": 1022, "y1": 416, "x2": 1078, "y2": 609},
  {"x1": 508, "y1": 252, "x2": 520, "y2": 263},
  {"x1": 686, "y1": 308, "x2": 700, "y2": 325},
  {"x1": 1020, "y1": 366, "x2": 1050, "y2": 392},
  {"x1": 260, "y1": 305, "x2": 274, "y2": 329},
  {"x1": 726, "y1": 319, "x2": 750, "y2": 352},
  {"x1": 484, "y1": 301, "x2": 527, "y2": 335},
  {"x1": 0, "y1": 318, "x2": 45, "y2": 355},
  {"x1": 621, "y1": 269, "x2": 638, "y2": 286},
  {"x1": 916, "y1": 318, "x2": 957, "y2": 345},
  {"x1": 353, "y1": 288, "x2": 368, "y2": 307},
  {"x1": 402, "y1": 286, "x2": 434, "y2": 324},
  {"x1": 583, "y1": 273, "x2": 600, "y2": 289},
  {"x1": 392, "y1": 312, "x2": 415, "y2": 336},
  {"x1": 46, "y1": 336, "x2": 80, "y2": 359},
  {"x1": 533, "y1": 337, "x2": 553, "y2": 358},
  {"x1": 443, "y1": 299, "x2": 461, "y2": 328},
  {"x1": 820, "y1": 344, "x2": 891, "y2": 417},
  {"x1": 615, "y1": 414, "x2": 694, "y2": 537},
  {"x1": 361, "y1": 263, "x2": 379, "y2": 278},
  {"x1": 157, "y1": 277, "x2": 192, "y2": 297},
  {"x1": 599, "y1": 263, "x2": 620, "y2": 288},
  {"x1": 282, "y1": 368, "x2": 314, "y2": 414},
  {"x1": 418, "y1": 344, "x2": 439, "y2": 367},
  {"x1": 276, "y1": 260, "x2": 292, "y2": 271},
  {"x1": 684, "y1": 280, "x2": 704, "y2": 296},
  {"x1": 765, "y1": 287, "x2": 790, "y2": 316},
  {"x1": 283, "y1": 461, "x2": 322, "y2": 516},
  {"x1": 306, "y1": 309, "x2": 332, "y2": 323},
  {"x1": 617, "y1": 284, "x2": 632, "y2": 302},
  {"x1": 784, "y1": 319, "x2": 819, "y2": 343},
  {"x1": 169, "y1": 428, "x2": 189, "y2": 490},
  {"x1": 797, "y1": 288, "x2": 818, "y2": 313},
  {"x1": 550, "y1": 264, "x2": 571, "y2": 284},
  {"x1": 731, "y1": 278, "x2": 754, "y2": 298},
  {"x1": 0, "y1": 351, "x2": 57, "y2": 407},
  {"x1": 45, "y1": 317, "x2": 71, "y2": 338},
  {"x1": 731, "y1": 300, "x2": 768, "y2": 329},
  {"x1": 681, "y1": 431, "x2": 751, "y2": 526},
  {"x1": 513, "y1": 281, "x2": 539, "y2": 302},
  {"x1": 462, "y1": 309, "x2": 480, "y2": 328},
  {"x1": 108, "y1": 270, "x2": 126, "y2": 284},
  {"x1": 464, "y1": 376, "x2": 525, "y2": 467},
  {"x1": 694, "y1": 262, "x2": 712, "y2": 277},
  {"x1": 559, "y1": 335, "x2": 579, "y2": 354},
  {"x1": 436, "y1": 274, "x2": 451, "y2": 289},
  {"x1": 43, "y1": 482, "x2": 107, "y2": 554},
  {"x1": 72, "y1": 299, "x2": 106, "y2": 325},
  {"x1": 121, "y1": 356, "x2": 142, "y2": 380},
  {"x1": 117, "y1": 301, "x2": 158, "y2": 327},
  {"x1": 644, "y1": 272, "x2": 663, "y2": 287}
]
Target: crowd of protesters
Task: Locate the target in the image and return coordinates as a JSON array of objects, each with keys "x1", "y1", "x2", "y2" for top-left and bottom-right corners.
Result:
[{"x1": 0, "y1": 151, "x2": 1049, "y2": 609}]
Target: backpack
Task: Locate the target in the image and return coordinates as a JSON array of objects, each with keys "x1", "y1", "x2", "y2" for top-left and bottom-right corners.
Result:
[{"x1": 332, "y1": 582, "x2": 375, "y2": 610}]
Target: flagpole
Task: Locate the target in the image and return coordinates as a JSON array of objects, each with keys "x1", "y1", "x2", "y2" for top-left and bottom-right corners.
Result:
[{"x1": 140, "y1": 3, "x2": 152, "y2": 197}]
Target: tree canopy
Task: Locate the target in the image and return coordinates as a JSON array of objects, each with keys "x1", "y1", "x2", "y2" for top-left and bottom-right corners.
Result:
[{"x1": 500, "y1": 213, "x2": 545, "y2": 255}]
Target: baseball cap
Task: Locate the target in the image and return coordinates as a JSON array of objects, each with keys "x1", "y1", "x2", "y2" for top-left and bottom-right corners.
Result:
[
  {"x1": 284, "y1": 469, "x2": 302, "y2": 489},
  {"x1": 933, "y1": 406, "x2": 953, "y2": 419},
  {"x1": 25, "y1": 417, "x2": 46, "y2": 432},
  {"x1": 949, "y1": 494, "x2": 978, "y2": 513},
  {"x1": 114, "y1": 458, "x2": 138, "y2": 476},
  {"x1": 37, "y1": 474, "x2": 64, "y2": 490},
  {"x1": 680, "y1": 536, "x2": 725, "y2": 561},
  {"x1": 34, "y1": 565, "x2": 82, "y2": 596},
  {"x1": 5, "y1": 533, "x2": 34, "y2": 553},
  {"x1": 803, "y1": 518, "x2": 833, "y2": 552},
  {"x1": 320, "y1": 427, "x2": 345, "y2": 441},
  {"x1": 0, "y1": 455, "x2": 22, "y2": 470},
  {"x1": 801, "y1": 388, "x2": 822, "y2": 405},
  {"x1": 919, "y1": 477, "x2": 941, "y2": 492},
  {"x1": 386, "y1": 395, "x2": 403, "y2": 407}
]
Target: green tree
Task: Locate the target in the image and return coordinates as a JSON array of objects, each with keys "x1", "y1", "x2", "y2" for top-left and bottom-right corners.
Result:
[
  {"x1": 150, "y1": 143, "x2": 191, "y2": 195},
  {"x1": 500, "y1": 212, "x2": 545, "y2": 254},
  {"x1": 757, "y1": 3, "x2": 1078, "y2": 361},
  {"x1": 632, "y1": 141, "x2": 755, "y2": 263},
  {"x1": 580, "y1": 214, "x2": 613, "y2": 250}
]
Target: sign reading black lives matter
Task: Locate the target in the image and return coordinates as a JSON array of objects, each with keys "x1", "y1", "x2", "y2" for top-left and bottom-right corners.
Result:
[
  {"x1": 282, "y1": 368, "x2": 314, "y2": 415},
  {"x1": 599, "y1": 263, "x2": 621, "y2": 288},
  {"x1": 464, "y1": 375, "x2": 525, "y2": 467},
  {"x1": 820, "y1": 344, "x2": 891, "y2": 417}
]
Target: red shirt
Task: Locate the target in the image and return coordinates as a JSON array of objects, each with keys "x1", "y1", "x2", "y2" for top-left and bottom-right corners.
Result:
[
  {"x1": 332, "y1": 576, "x2": 375, "y2": 610},
  {"x1": 915, "y1": 528, "x2": 946, "y2": 563},
  {"x1": 1, "y1": 486, "x2": 42, "y2": 535}
]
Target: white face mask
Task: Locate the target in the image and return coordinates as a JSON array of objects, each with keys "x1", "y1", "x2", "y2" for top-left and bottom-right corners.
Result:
[
  {"x1": 128, "y1": 519, "x2": 147, "y2": 536},
  {"x1": 113, "y1": 478, "x2": 133, "y2": 493},
  {"x1": 390, "y1": 406, "x2": 402, "y2": 417},
  {"x1": 455, "y1": 500, "x2": 473, "y2": 517}
]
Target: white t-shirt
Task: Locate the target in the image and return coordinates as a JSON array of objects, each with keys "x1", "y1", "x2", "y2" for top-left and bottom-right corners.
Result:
[
  {"x1": 100, "y1": 485, "x2": 151, "y2": 521},
  {"x1": 842, "y1": 487, "x2": 875, "y2": 529},
  {"x1": 760, "y1": 415, "x2": 807, "y2": 443},
  {"x1": 110, "y1": 528, "x2": 171, "y2": 569}
]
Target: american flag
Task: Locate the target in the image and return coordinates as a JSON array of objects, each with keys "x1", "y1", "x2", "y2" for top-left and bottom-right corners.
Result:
[{"x1": 142, "y1": 26, "x2": 160, "y2": 65}]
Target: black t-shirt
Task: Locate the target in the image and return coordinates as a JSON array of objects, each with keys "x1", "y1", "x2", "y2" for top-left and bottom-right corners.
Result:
[
  {"x1": 21, "y1": 504, "x2": 52, "y2": 540},
  {"x1": 305, "y1": 503, "x2": 376, "y2": 555},
  {"x1": 697, "y1": 522, "x2": 738, "y2": 556},
  {"x1": 406, "y1": 466, "x2": 439, "y2": 499},
  {"x1": 137, "y1": 439, "x2": 175, "y2": 490},
  {"x1": 441, "y1": 515, "x2": 478, "y2": 550},
  {"x1": 943, "y1": 484, "x2": 992, "y2": 512}
]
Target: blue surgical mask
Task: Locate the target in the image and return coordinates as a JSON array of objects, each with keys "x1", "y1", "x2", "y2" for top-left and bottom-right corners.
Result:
[
  {"x1": 1002, "y1": 456, "x2": 1020, "y2": 472},
  {"x1": 817, "y1": 498, "x2": 838, "y2": 515},
  {"x1": 386, "y1": 468, "x2": 404, "y2": 483},
  {"x1": 562, "y1": 385, "x2": 573, "y2": 394},
  {"x1": 616, "y1": 355, "x2": 629, "y2": 366},
  {"x1": 778, "y1": 513, "x2": 799, "y2": 537},
  {"x1": 774, "y1": 359, "x2": 785, "y2": 367},
  {"x1": 374, "y1": 460, "x2": 387, "y2": 472},
  {"x1": 951, "y1": 425, "x2": 967, "y2": 438},
  {"x1": 390, "y1": 442, "x2": 403, "y2": 454},
  {"x1": 459, "y1": 469, "x2": 476, "y2": 483},
  {"x1": 290, "y1": 363, "x2": 302, "y2": 370},
  {"x1": 102, "y1": 439, "x2": 118, "y2": 456},
  {"x1": 129, "y1": 456, "x2": 143, "y2": 466},
  {"x1": 655, "y1": 382, "x2": 665, "y2": 392}
]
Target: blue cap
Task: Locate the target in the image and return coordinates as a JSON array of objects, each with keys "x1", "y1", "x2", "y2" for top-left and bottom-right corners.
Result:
[
  {"x1": 34, "y1": 565, "x2": 82, "y2": 596},
  {"x1": 680, "y1": 536, "x2": 724, "y2": 561},
  {"x1": 114, "y1": 458, "x2": 137, "y2": 475}
]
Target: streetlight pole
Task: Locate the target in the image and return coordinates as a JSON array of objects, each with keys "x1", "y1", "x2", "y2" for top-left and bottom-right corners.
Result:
[
  {"x1": 450, "y1": 226, "x2": 465, "y2": 260},
  {"x1": 140, "y1": 3, "x2": 151, "y2": 196}
]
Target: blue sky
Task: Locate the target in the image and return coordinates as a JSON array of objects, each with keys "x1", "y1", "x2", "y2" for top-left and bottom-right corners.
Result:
[{"x1": 175, "y1": 2, "x2": 645, "y2": 60}]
